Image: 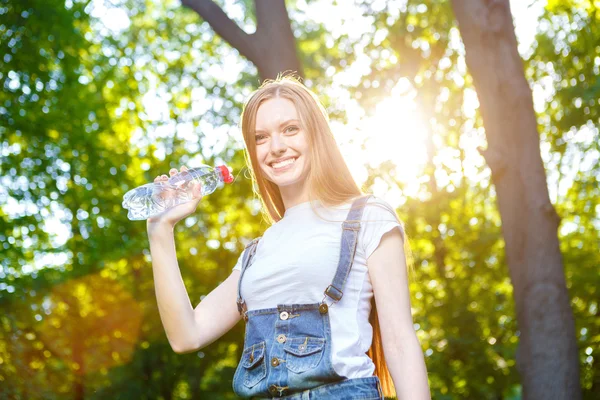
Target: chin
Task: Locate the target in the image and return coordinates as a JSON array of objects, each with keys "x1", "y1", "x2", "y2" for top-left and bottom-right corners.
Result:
[{"x1": 263, "y1": 172, "x2": 307, "y2": 188}]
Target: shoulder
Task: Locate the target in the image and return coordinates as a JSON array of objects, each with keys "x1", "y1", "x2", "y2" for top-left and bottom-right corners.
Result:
[
  {"x1": 362, "y1": 195, "x2": 401, "y2": 222},
  {"x1": 238, "y1": 235, "x2": 263, "y2": 260},
  {"x1": 243, "y1": 235, "x2": 263, "y2": 259},
  {"x1": 358, "y1": 195, "x2": 406, "y2": 249},
  {"x1": 365, "y1": 195, "x2": 392, "y2": 207},
  {"x1": 244, "y1": 236, "x2": 262, "y2": 249}
]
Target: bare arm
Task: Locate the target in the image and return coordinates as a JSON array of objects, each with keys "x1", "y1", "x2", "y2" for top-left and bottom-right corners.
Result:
[
  {"x1": 146, "y1": 166, "x2": 241, "y2": 354},
  {"x1": 148, "y1": 224, "x2": 242, "y2": 353},
  {"x1": 368, "y1": 228, "x2": 431, "y2": 399},
  {"x1": 191, "y1": 267, "x2": 242, "y2": 351}
]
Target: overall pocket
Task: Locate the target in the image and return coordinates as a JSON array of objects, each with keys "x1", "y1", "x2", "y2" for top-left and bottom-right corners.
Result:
[
  {"x1": 240, "y1": 341, "x2": 267, "y2": 388},
  {"x1": 283, "y1": 336, "x2": 325, "y2": 374}
]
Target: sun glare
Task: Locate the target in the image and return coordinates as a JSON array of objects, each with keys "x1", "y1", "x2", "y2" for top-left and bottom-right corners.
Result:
[
  {"x1": 362, "y1": 93, "x2": 429, "y2": 179},
  {"x1": 334, "y1": 79, "x2": 429, "y2": 205}
]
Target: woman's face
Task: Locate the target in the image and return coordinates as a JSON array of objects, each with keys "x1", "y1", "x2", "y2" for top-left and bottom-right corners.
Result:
[{"x1": 254, "y1": 97, "x2": 311, "y2": 190}]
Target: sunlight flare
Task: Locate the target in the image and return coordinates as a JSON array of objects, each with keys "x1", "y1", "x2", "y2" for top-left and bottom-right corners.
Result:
[{"x1": 335, "y1": 79, "x2": 430, "y2": 204}]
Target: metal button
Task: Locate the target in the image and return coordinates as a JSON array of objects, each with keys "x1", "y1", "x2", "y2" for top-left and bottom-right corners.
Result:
[
  {"x1": 277, "y1": 334, "x2": 287, "y2": 343},
  {"x1": 269, "y1": 384, "x2": 278, "y2": 395},
  {"x1": 279, "y1": 311, "x2": 289, "y2": 320},
  {"x1": 319, "y1": 303, "x2": 328, "y2": 314},
  {"x1": 271, "y1": 357, "x2": 280, "y2": 367}
]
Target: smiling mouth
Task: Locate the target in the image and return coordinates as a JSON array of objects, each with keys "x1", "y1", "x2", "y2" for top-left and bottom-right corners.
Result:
[{"x1": 270, "y1": 157, "x2": 297, "y2": 170}]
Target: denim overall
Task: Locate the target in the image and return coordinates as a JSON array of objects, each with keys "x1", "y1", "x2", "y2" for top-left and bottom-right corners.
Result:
[{"x1": 232, "y1": 195, "x2": 384, "y2": 399}]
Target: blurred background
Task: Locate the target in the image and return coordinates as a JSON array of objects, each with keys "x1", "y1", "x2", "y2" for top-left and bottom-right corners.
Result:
[{"x1": 0, "y1": 0, "x2": 598, "y2": 399}]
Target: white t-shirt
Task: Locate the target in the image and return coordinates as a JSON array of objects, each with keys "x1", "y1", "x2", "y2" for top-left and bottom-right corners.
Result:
[{"x1": 232, "y1": 196, "x2": 405, "y2": 379}]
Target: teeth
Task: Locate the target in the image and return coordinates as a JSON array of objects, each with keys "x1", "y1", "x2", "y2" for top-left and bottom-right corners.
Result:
[{"x1": 272, "y1": 158, "x2": 296, "y2": 169}]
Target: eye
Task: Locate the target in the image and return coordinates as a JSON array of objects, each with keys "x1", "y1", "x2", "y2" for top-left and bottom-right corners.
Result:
[
  {"x1": 255, "y1": 134, "x2": 267, "y2": 143},
  {"x1": 284, "y1": 126, "x2": 299, "y2": 134}
]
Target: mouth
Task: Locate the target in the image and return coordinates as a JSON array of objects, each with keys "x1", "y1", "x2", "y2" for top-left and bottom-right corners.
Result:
[{"x1": 269, "y1": 157, "x2": 297, "y2": 170}]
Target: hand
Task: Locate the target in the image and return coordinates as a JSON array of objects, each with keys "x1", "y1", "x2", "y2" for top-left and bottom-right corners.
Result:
[{"x1": 146, "y1": 166, "x2": 203, "y2": 231}]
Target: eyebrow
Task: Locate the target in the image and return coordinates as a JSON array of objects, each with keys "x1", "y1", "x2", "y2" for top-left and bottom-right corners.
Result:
[{"x1": 254, "y1": 119, "x2": 299, "y2": 134}]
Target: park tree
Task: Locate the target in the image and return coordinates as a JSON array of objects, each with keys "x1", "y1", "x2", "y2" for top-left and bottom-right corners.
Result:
[
  {"x1": 450, "y1": 1, "x2": 581, "y2": 398},
  {"x1": 181, "y1": 0, "x2": 303, "y2": 80}
]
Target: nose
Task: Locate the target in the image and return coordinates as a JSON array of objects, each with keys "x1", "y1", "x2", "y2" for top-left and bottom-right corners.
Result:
[{"x1": 270, "y1": 135, "x2": 287, "y2": 156}]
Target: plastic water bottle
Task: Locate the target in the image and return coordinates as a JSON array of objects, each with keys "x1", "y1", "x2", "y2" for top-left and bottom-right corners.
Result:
[{"x1": 122, "y1": 165, "x2": 234, "y2": 221}]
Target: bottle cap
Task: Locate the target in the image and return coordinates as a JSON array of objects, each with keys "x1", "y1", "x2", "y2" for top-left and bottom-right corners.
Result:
[{"x1": 217, "y1": 165, "x2": 234, "y2": 183}]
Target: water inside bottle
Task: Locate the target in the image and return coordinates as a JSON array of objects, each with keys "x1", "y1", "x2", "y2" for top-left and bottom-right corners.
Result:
[
  {"x1": 123, "y1": 182, "x2": 181, "y2": 220},
  {"x1": 122, "y1": 166, "x2": 222, "y2": 220}
]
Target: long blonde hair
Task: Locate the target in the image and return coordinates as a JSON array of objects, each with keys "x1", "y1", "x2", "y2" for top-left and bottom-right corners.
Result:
[{"x1": 240, "y1": 73, "x2": 405, "y2": 398}]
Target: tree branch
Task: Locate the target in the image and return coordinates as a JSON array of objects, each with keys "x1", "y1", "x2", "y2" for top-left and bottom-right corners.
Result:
[{"x1": 181, "y1": 0, "x2": 257, "y2": 61}]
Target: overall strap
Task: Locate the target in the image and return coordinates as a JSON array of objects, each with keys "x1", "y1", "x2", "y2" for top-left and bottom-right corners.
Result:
[
  {"x1": 323, "y1": 194, "x2": 372, "y2": 305},
  {"x1": 236, "y1": 237, "x2": 261, "y2": 321}
]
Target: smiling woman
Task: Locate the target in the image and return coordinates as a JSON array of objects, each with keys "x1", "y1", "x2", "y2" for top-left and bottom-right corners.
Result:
[
  {"x1": 146, "y1": 74, "x2": 431, "y2": 400},
  {"x1": 225, "y1": 74, "x2": 431, "y2": 399}
]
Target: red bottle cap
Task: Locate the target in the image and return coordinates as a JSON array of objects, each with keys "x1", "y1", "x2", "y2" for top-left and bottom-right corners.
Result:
[{"x1": 217, "y1": 165, "x2": 234, "y2": 184}]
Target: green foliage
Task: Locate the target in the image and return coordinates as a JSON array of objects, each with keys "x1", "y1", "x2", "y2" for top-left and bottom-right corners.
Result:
[
  {"x1": 1, "y1": 0, "x2": 258, "y2": 397},
  {"x1": 1, "y1": 0, "x2": 598, "y2": 399}
]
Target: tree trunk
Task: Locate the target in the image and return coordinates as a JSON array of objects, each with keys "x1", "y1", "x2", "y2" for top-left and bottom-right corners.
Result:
[
  {"x1": 450, "y1": 1, "x2": 581, "y2": 398},
  {"x1": 181, "y1": 0, "x2": 303, "y2": 81}
]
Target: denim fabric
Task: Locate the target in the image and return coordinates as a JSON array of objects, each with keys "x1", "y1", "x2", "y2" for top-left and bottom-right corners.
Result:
[
  {"x1": 233, "y1": 195, "x2": 381, "y2": 399},
  {"x1": 251, "y1": 376, "x2": 383, "y2": 399}
]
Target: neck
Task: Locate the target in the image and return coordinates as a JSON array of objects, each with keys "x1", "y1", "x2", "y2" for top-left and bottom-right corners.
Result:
[{"x1": 279, "y1": 180, "x2": 311, "y2": 210}]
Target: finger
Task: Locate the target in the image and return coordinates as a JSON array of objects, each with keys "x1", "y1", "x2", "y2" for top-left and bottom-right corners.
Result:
[
  {"x1": 181, "y1": 166, "x2": 188, "y2": 172},
  {"x1": 169, "y1": 168, "x2": 178, "y2": 176}
]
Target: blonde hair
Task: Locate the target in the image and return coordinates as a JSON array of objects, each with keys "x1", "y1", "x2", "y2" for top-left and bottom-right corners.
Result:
[{"x1": 239, "y1": 73, "x2": 412, "y2": 398}]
